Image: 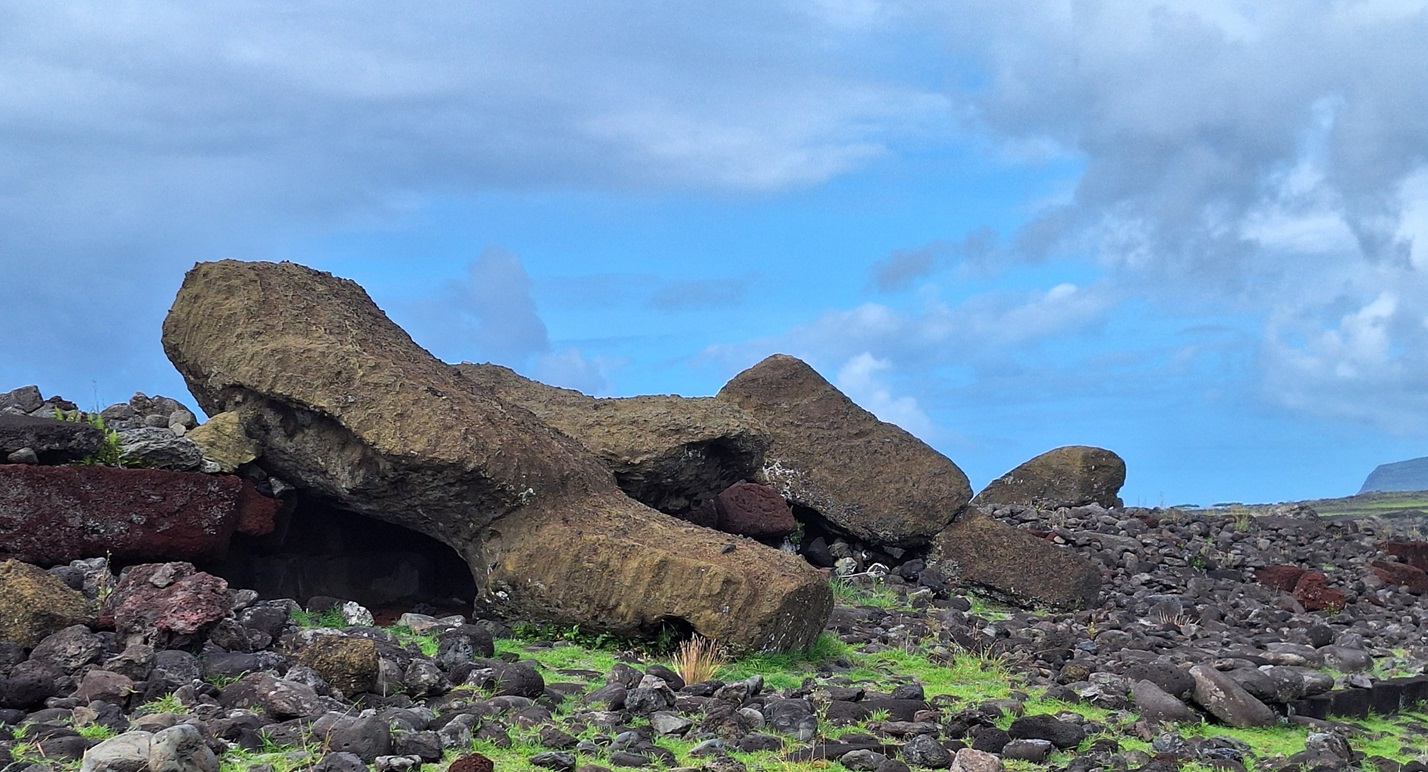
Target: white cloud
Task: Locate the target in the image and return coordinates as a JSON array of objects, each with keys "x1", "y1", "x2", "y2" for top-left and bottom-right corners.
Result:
[
  {"x1": 835, "y1": 352, "x2": 936, "y2": 439},
  {"x1": 703, "y1": 280, "x2": 1115, "y2": 376},
  {"x1": 930, "y1": 0, "x2": 1428, "y2": 429}
]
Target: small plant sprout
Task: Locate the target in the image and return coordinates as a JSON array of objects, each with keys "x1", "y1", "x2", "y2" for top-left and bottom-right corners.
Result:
[{"x1": 672, "y1": 634, "x2": 724, "y2": 684}]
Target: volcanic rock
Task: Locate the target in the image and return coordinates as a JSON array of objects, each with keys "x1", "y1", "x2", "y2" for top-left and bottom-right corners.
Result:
[
  {"x1": 689, "y1": 482, "x2": 798, "y2": 541},
  {"x1": 104, "y1": 562, "x2": 232, "y2": 649},
  {"x1": 928, "y1": 508, "x2": 1101, "y2": 610},
  {"x1": 716, "y1": 354, "x2": 971, "y2": 547},
  {"x1": 1189, "y1": 664, "x2": 1276, "y2": 728},
  {"x1": 1381, "y1": 541, "x2": 1428, "y2": 572},
  {"x1": 185, "y1": 410, "x2": 260, "y2": 473},
  {"x1": 161, "y1": 260, "x2": 830, "y2": 652},
  {"x1": 0, "y1": 465, "x2": 278, "y2": 566},
  {"x1": 453, "y1": 363, "x2": 768, "y2": 516},
  {"x1": 972, "y1": 445, "x2": 1126, "y2": 509},
  {"x1": 0, "y1": 413, "x2": 103, "y2": 464},
  {"x1": 0, "y1": 560, "x2": 91, "y2": 647}
]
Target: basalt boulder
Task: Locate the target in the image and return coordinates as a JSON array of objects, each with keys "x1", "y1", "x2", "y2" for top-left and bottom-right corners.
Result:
[
  {"x1": 928, "y1": 508, "x2": 1102, "y2": 610},
  {"x1": 715, "y1": 354, "x2": 971, "y2": 548},
  {"x1": 972, "y1": 445, "x2": 1126, "y2": 510},
  {"x1": 0, "y1": 413, "x2": 103, "y2": 464},
  {"x1": 452, "y1": 363, "x2": 768, "y2": 517},
  {"x1": 161, "y1": 260, "x2": 830, "y2": 652}
]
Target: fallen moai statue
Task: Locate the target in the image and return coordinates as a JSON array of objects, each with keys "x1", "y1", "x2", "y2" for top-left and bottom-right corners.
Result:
[{"x1": 161, "y1": 259, "x2": 832, "y2": 653}]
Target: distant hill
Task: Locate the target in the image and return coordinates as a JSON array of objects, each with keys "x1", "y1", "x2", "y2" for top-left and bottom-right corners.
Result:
[{"x1": 1359, "y1": 456, "x2": 1428, "y2": 494}]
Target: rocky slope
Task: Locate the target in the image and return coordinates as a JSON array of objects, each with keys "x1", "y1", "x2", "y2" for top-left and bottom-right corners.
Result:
[{"x1": 0, "y1": 499, "x2": 1426, "y2": 772}]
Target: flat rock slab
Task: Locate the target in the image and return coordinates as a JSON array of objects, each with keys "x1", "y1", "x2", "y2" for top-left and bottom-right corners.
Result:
[
  {"x1": 162, "y1": 260, "x2": 831, "y2": 652},
  {"x1": 929, "y1": 508, "x2": 1101, "y2": 610},
  {"x1": 0, "y1": 414, "x2": 103, "y2": 464},
  {"x1": 716, "y1": 354, "x2": 971, "y2": 548},
  {"x1": 0, "y1": 465, "x2": 278, "y2": 566}
]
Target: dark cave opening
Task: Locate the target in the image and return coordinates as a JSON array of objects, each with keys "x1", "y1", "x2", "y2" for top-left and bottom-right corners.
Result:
[{"x1": 201, "y1": 497, "x2": 477, "y2": 620}]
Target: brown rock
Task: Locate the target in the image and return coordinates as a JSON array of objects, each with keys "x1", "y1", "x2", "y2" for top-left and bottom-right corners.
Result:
[
  {"x1": 454, "y1": 363, "x2": 769, "y2": 516},
  {"x1": 448, "y1": 754, "x2": 495, "y2": 772},
  {"x1": 1292, "y1": 572, "x2": 1346, "y2": 612},
  {"x1": 716, "y1": 354, "x2": 971, "y2": 547},
  {"x1": 104, "y1": 562, "x2": 231, "y2": 648},
  {"x1": 1254, "y1": 564, "x2": 1307, "y2": 592},
  {"x1": 928, "y1": 508, "x2": 1101, "y2": 610},
  {"x1": 972, "y1": 445, "x2": 1126, "y2": 509},
  {"x1": 162, "y1": 260, "x2": 831, "y2": 652},
  {"x1": 0, "y1": 560, "x2": 91, "y2": 647},
  {"x1": 1371, "y1": 560, "x2": 1428, "y2": 594},
  {"x1": 297, "y1": 635, "x2": 380, "y2": 697},
  {"x1": 1381, "y1": 541, "x2": 1428, "y2": 573},
  {"x1": 690, "y1": 482, "x2": 798, "y2": 540},
  {"x1": 0, "y1": 465, "x2": 278, "y2": 566}
]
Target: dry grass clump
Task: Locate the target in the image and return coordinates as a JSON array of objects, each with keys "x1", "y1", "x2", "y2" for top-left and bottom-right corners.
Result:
[{"x1": 673, "y1": 635, "x2": 724, "y2": 684}]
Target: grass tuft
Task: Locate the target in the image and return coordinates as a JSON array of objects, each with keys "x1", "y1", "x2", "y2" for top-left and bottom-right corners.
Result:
[{"x1": 671, "y1": 634, "x2": 724, "y2": 684}]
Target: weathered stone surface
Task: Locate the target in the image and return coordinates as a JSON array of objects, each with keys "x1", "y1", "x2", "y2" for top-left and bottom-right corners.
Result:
[
  {"x1": 1382, "y1": 541, "x2": 1428, "y2": 572},
  {"x1": 454, "y1": 363, "x2": 768, "y2": 516},
  {"x1": 972, "y1": 445, "x2": 1126, "y2": 509},
  {"x1": 105, "y1": 563, "x2": 231, "y2": 649},
  {"x1": 77, "y1": 730, "x2": 152, "y2": 772},
  {"x1": 162, "y1": 260, "x2": 831, "y2": 652},
  {"x1": 186, "y1": 411, "x2": 260, "y2": 473},
  {"x1": 147, "y1": 723, "x2": 219, "y2": 772},
  {"x1": 0, "y1": 560, "x2": 91, "y2": 647},
  {"x1": 115, "y1": 428, "x2": 203, "y2": 471},
  {"x1": 689, "y1": 482, "x2": 798, "y2": 540},
  {"x1": 1371, "y1": 559, "x2": 1428, "y2": 594},
  {"x1": 1291, "y1": 571, "x2": 1346, "y2": 612},
  {"x1": 928, "y1": 509, "x2": 1101, "y2": 610},
  {"x1": 1131, "y1": 679, "x2": 1196, "y2": 723},
  {"x1": 1189, "y1": 663, "x2": 1276, "y2": 728},
  {"x1": 1254, "y1": 564, "x2": 1305, "y2": 592},
  {"x1": 0, "y1": 466, "x2": 278, "y2": 566},
  {"x1": 297, "y1": 635, "x2": 380, "y2": 697},
  {"x1": 0, "y1": 413, "x2": 103, "y2": 464},
  {"x1": 716, "y1": 354, "x2": 971, "y2": 547},
  {"x1": 1, "y1": 385, "x2": 44, "y2": 413}
]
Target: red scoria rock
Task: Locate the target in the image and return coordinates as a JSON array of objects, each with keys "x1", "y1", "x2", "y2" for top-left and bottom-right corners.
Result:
[
  {"x1": 1381, "y1": 542, "x2": 1428, "y2": 573},
  {"x1": 1254, "y1": 564, "x2": 1306, "y2": 592},
  {"x1": 690, "y1": 482, "x2": 798, "y2": 540},
  {"x1": 0, "y1": 465, "x2": 278, "y2": 566},
  {"x1": 1371, "y1": 559, "x2": 1428, "y2": 594},
  {"x1": 104, "y1": 562, "x2": 231, "y2": 648},
  {"x1": 1292, "y1": 571, "x2": 1347, "y2": 612}
]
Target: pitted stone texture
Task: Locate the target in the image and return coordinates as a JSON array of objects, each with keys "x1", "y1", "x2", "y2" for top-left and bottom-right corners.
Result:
[
  {"x1": 972, "y1": 445, "x2": 1126, "y2": 509},
  {"x1": 105, "y1": 563, "x2": 231, "y2": 649},
  {"x1": 716, "y1": 354, "x2": 971, "y2": 547},
  {"x1": 162, "y1": 260, "x2": 830, "y2": 652},
  {"x1": 297, "y1": 635, "x2": 380, "y2": 697},
  {"x1": 929, "y1": 509, "x2": 1101, "y2": 610},
  {"x1": 0, "y1": 560, "x2": 91, "y2": 647},
  {"x1": 185, "y1": 411, "x2": 260, "y2": 473},
  {"x1": 1382, "y1": 541, "x2": 1428, "y2": 572},
  {"x1": 0, "y1": 466, "x2": 277, "y2": 566},
  {"x1": 454, "y1": 363, "x2": 768, "y2": 517},
  {"x1": 689, "y1": 482, "x2": 797, "y2": 540}
]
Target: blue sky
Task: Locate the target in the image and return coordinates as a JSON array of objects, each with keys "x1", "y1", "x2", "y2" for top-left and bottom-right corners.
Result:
[{"x1": 5, "y1": 2, "x2": 1428, "y2": 506}]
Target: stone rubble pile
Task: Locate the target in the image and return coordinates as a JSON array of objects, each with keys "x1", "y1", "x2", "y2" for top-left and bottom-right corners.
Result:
[{"x1": 0, "y1": 496, "x2": 1424, "y2": 771}]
